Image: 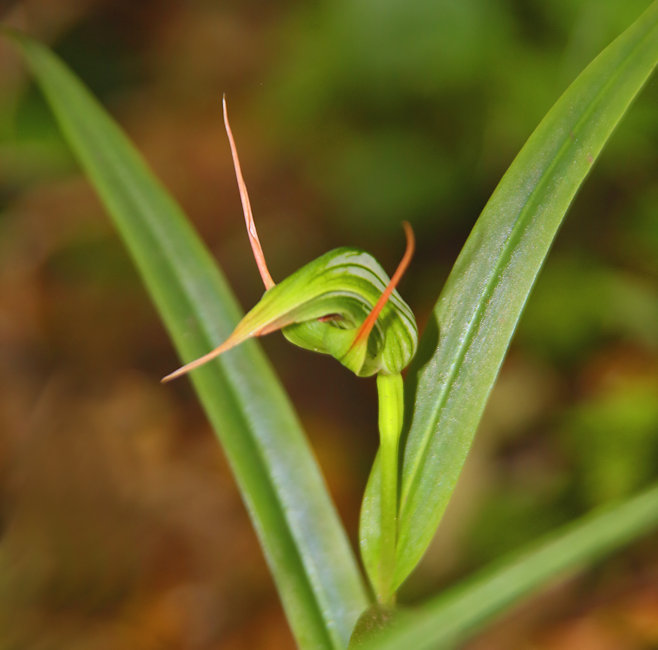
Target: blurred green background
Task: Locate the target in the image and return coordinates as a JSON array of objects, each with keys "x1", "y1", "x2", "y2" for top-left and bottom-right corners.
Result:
[{"x1": 1, "y1": 1, "x2": 657, "y2": 648}]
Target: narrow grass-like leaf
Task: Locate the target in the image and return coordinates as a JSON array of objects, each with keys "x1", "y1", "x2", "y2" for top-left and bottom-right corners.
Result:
[
  {"x1": 390, "y1": 0, "x2": 658, "y2": 587},
  {"x1": 358, "y1": 482, "x2": 658, "y2": 649},
  {"x1": 5, "y1": 30, "x2": 369, "y2": 648}
]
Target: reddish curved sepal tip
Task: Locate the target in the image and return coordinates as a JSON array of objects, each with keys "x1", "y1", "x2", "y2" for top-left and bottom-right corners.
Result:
[{"x1": 350, "y1": 221, "x2": 415, "y2": 350}]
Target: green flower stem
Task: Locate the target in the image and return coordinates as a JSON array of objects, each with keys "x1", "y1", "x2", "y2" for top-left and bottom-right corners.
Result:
[{"x1": 376, "y1": 372, "x2": 404, "y2": 605}]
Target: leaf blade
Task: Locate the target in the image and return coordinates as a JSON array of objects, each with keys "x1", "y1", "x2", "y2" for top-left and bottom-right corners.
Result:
[
  {"x1": 6, "y1": 30, "x2": 369, "y2": 648},
  {"x1": 359, "y1": 482, "x2": 658, "y2": 649},
  {"x1": 394, "y1": 0, "x2": 658, "y2": 587}
]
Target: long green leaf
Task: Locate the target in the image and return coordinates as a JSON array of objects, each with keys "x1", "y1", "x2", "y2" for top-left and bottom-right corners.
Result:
[
  {"x1": 390, "y1": 0, "x2": 658, "y2": 587},
  {"x1": 359, "y1": 482, "x2": 658, "y2": 649},
  {"x1": 5, "y1": 30, "x2": 369, "y2": 648}
]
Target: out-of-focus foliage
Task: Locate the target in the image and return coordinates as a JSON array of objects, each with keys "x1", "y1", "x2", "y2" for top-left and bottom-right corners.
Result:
[
  {"x1": 0, "y1": 0, "x2": 657, "y2": 648},
  {"x1": 264, "y1": 0, "x2": 656, "y2": 235},
  {"x1": 565, "y1": 358, "x2": 658, "y2": 505},
  {"x1": 520, "y1": 257, "x2": 658, "y2": 362}
]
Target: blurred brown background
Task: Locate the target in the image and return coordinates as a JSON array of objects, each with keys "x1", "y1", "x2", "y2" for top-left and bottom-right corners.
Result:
[{"x1": 0, "y1": 1, "x2": 657, "y2": 648}]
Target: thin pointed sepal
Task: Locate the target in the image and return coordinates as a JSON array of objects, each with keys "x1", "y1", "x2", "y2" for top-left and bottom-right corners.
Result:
[{"x1": 161, "y1": 334, "x2": 241, "y2": 383}]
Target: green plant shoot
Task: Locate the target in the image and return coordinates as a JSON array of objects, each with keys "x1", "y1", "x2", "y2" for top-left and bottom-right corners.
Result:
[{"x1": 162, "y1": 98, "x2": 418, "y2": 605}]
